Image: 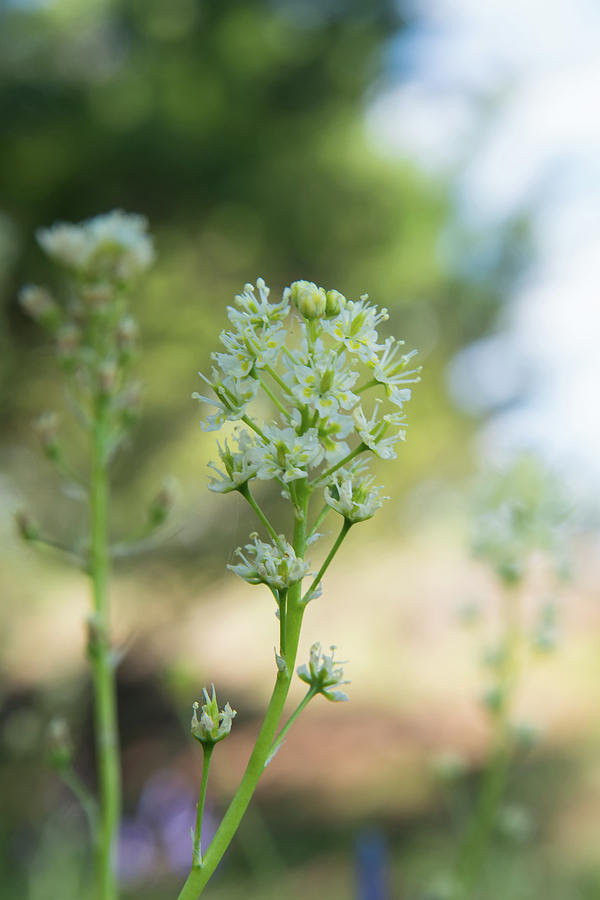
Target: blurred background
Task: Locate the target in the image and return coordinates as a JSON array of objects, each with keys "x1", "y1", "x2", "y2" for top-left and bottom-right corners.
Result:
[{"x1": 1, "y1": 0, "x2": 600, "y2": 897}]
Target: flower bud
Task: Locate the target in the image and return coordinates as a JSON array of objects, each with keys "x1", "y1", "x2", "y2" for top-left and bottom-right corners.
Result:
[
  {"x1": 80, "y1": 283, "x2": 115, "y2": 309},
  {"x1": 16, "y1": 510, "x2": 39, "y2": 542},
  {"x1": 19, "y1": 285, "x2": 60, "y2": 329},
  {"x1": 33, "y1": 411, "x2": 60, "y2": 460},
  {"x1": 325, "y1": 289, "x2": 345, "y2": 317},
  {"x1": 55, "y1": 323, "x2": 81, "y2": 367},
  {"x1": 148, "y1": 478, "x2": 175, "y2": 527},
  {"x1": 116, "y1": 315, "x2": 139, "y2": 358},
  {"x1": 191, "y1": 686, "x2": 236, "y2": 747},
  {"x1": 289, "y1": 280, "x2": 326, "y2": 319},
  {"x1": 46, "y1": 717, "x2": 73, "y2": 770},
  {"x1": 97, "y1": 359, "x2": 118, "y2": 396}
]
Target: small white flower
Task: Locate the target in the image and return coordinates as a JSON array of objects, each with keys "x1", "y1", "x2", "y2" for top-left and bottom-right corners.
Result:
[
  {"x1": 36, "y1": 224, "x2": 91, "y2": 270},
  {"x1": 191, "y1": 686, "x2": 236, "y2": 746},
  {"x1": 285, "y1": 349, "x2": 359, "y2": 418},
  {"x1": 353, "y1": 400, "x2": 406, "y2": 460},
  {"x1": 213, "y1": 322, "x2": 287, "y2": 379},
  {"x1": 255, "y1": 424, "x2": 324, "y2": 482},
  {"x1": 315, "y1": 408, "x2": 355, "y2": 462},
  {"x1": 228, "y1": 278, "x2": 289, "y2": 331},
  {"x1": 369, "y1": 337, "x2": 421, "y2": 393},
  {"x1": 194, "y1": 370, "x2": 259, "y2": 431},
  {"x1": 322, "y1": 296, "x2": 388, "y2": 363},
  {"x1": 297, "y1": 642, "x2": 349, "y2": 702},
  {"x1": 324, "y1": 464, "x2": 387, "y2": 523},
  {"x1": 37, "y1": 210, "x2": 154, "y2": 280},
  {"x1": 207, "y1": 429, "x2": 259, "y2": 492},
  {"x1": 229, "y1": 533, "x2": 310, "y2": 590}
]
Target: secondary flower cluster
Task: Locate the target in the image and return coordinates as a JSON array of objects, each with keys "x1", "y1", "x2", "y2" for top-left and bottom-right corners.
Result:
[
  {"x1": 19, "y1": 211, "x2": 154, "y2": 435},
  {"x1": 472, "y1": 454, "x2": 570, "y2": 585}
]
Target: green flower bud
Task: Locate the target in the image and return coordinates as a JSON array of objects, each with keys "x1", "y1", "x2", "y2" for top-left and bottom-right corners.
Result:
[
  {"x1": 148, "y1": 478, "x2": 175, "y2": 527},
  {"x1": 116, "y1": 315, "x2": 139, "y2": 359},
  {"x1": 16, "y1": 511, "x2": 39, "y2": 542},
  {"x1": 191, "y1": 686, "x2": 236, "y2": 747},
  {"x1": 289, "y1": 280, "x2": 326, "y2": 319},
  {"x1": 19, "y1": 285, "x2": 60, "y2": 330},
  {"x1": 325, "y1": 289, "x2": 345, "y2": 317},
  {"x1": 46, "y1": 717, "x2": 73, "y2": 770},
  {"x1": 33, "y1": 411, "x2": 60, "y2": 461},
  {"x1": 55, "y1": 323, "x2": 81, "y2": 369},
  {"x1": 97, "y1": 359, "x2": 118, "y2": 396}
]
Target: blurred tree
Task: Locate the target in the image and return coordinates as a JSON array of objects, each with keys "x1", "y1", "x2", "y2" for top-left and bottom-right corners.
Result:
[{"x1": 0, "y1": 0, "x2": 525, "y2": 528}]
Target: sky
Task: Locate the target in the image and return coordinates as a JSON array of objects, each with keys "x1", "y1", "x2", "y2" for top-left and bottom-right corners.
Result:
[{"x1": 368, "y1": 0, "x2": 600, "y2": 495}]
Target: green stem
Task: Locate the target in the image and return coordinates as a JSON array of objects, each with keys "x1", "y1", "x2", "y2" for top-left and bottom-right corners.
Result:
[
  {"x1": 454, "y1": 585, "x2": 521, "y2": 895},
  {"x1": 60, "y1": 767, "x2": 99, "y2": 843},
  {"x1": 269, "y1": 687, "x2": 317, "y2": 760},
  {"x1": 314, "y1": 443, "x2": 366, "y2": 486},
  {"x1": 89, "y1": 402, "x2": 121, "y2": 900},
  {"x1": 176, "y1": 488, "x2": 310, "y2": 900},
  {"x1": 259, "y1": 378, "x2": 291, "y2": 420},
  {"x1": 193, "y1": 745, "x2": 214, "y2": 866},
  {"x1": 241, "y1": 414, "x2": 268, "y2": 442},
  {"x1": 355, "y1": 378, "x2": 378, "y2": 393},
  {"x1": 308, "y1": 503, "x2": 331, "y2": 538},
  {"x1": 279, "y1": 590, "x2": 287, "y2": 659},
  {"x1": 239, "y1": 484, "x2": 280, "y2": 544},
  {"x1": 301, "y1": 520, "x2": 352, "y2": 604},
  {"x1": 263, "y1": 363, "x2": 294, "y2": 398}
]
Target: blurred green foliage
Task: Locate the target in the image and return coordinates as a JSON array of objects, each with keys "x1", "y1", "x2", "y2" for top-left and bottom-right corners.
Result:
[{"x1": 0, "y1": 0, "x2": 521, "y2": 503}]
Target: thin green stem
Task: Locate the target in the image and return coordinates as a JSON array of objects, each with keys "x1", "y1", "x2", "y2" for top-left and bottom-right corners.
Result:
[
  {"x1": 301, "y1": 519, "x2": 352, "y2": 604},
  {"x1": 269, "y1": 687, "x2": 317, "y2": 760},
  {"x1": 314, "y1": 443, "x2": 366, "y2": 487},
  {"x1": 454, "y1": 584, "x2": 521, "y2": 896},
  {"x1": 89, "y1": 401, "x2": 121, "y2": 900},
  {"x1": 239, "y1": 484, "x2": 280, "y2": 544},
  {"x1": 279, "y1": 589, "x2": 287, "y2": 659},
  {"x1": 29, "y1": 534, "x2": 86, "y2": 568},
  {"x1": 308, "y1": 503, "x2": 331, "y2": 538},
  {"x1": 192, "y1": 745, "x2": 214, "y2": 867},
  {"x1": 263, "y1": 363, "x2": 294, "y2": 398},
  {"x1": 355, "y1": 378, "x2": 378, "y2": 393},
  {"x1": 176, "y1": 487, "x2": 310, "y2": 900},
  {"x1": 259, "y1": 378, "x2": 291, "y2": 420},
  {"x1": 60, "y1": 767, "x2": 99, "y2": 843},
  {"x1": 241, "y1": 414, "x2": 268, "y2": 442}
]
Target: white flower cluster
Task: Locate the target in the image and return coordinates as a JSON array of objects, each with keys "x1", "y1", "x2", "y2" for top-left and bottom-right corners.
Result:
[
  {"x1": 198, "y1": 277, "x2": 418, "y2": 484},
  {"x1": 324, "y1": 462, "x2": 388, "y2": 523},
  {"x1": 37, "y1": 210, "x2": 154, "y2": 281},
  {"x1": 472, "y1": 454, "x2": 570, "y2": 584},
  {"x1": 228, "y1": 533, "x2": 310, "y2": 591},
  {"x1": 200, "y1": 278, "x2": 419, "y2": 604},
  {"x1": 297, "y1": 642, "x2": 350, "y2": 702}
]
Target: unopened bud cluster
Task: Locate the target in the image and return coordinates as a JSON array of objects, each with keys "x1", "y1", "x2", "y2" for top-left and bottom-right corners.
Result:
[
  {"x1": 472, "y1": 455, "x2": 570, "y2": 586},
  {"x1": 191, "y1": 686, "x2": 236, "y2": 747}
]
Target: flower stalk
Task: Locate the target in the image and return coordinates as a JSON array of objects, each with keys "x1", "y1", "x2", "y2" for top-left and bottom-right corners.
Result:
[{"x1": 178, "y1": 277, "x2": 418, "y2": 897}]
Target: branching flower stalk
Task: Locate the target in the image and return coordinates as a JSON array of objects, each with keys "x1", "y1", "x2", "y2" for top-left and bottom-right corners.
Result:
[
  {"x1": 19, "y1": 212, "x2": 158, "y2": 900},
  {"x1": 177, "y1": 278, "x2": 420, "y2": 898},
  {"x1": 453, "y1": 455, "x2": 569, "y2": 897}
]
